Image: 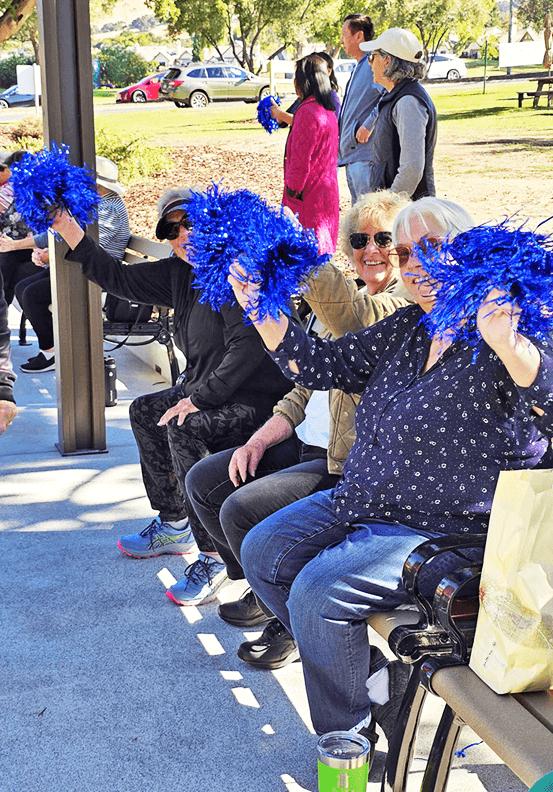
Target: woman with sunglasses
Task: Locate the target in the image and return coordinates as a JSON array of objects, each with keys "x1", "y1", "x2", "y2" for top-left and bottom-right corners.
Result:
[
  {"x1": 227, "y1": 196, "x2": 553, "y2": 753},
  {"x1": 182, "y1": 190, "x2": 410, "y2": 627},
  {"x1": 50, "y1": 188, "x2": 291, "y2": 605}
]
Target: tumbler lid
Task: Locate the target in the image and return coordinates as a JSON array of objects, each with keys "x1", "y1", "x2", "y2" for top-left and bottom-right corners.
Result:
[{"x1": 317, "y1": 731, "x2": 371, "y2": 769}]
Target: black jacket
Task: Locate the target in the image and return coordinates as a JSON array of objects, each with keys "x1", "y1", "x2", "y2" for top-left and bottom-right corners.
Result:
[{"x1": 68, "y1": 235, "x2": 291, "y2": 411}]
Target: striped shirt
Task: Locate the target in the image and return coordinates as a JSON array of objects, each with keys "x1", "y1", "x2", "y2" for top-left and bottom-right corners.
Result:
[{"x1": 98, "y1": 192, "x2": 130, "y2": 259}]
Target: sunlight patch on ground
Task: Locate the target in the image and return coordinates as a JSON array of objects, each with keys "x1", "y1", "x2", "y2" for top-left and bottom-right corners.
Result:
[
  {"x1": 0, "y1": 469, "x2": 95, "y2": 504},
  {"x1": 231, "y1": 687, "x2": 260, "y2": 708},
  {"x1": 157, "y1": 567, "x2": 178, "y2": 588},
  {"x1": 281, "y1": 773, "x2": 313, "y2": 792},
  {"x1": 220, "y1": 670, "x2": 243, "y2": 681},
  {"x1": 272, "y1": 662, "x2": 315, "y2": 734},
  {"x1": 262, "y1": 724, "x2": 275, "y2": 734},
  {"x1": 15, "y1": 519, "x2": 87, "y2": 532},
  {"x1": 197, "y1": 633, "x2": 225, "y2": 655}
]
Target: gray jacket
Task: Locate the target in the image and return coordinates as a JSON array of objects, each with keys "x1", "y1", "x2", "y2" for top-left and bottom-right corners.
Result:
[{"x1": 338, "y1": 54, "x2": 384, "y2": 166}]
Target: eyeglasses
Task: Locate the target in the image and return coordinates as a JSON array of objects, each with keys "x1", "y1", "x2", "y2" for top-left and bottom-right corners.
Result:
[
  {"x1": 349, "y1": 231, "x2": 393, "y2": 250},
  {"x1": 394, "y1": 236, "x2": 441, "y2": 267},
  {"x1": 367, "y1": 50, "x2": 385, "y2": 64},
  {"x1": 163, "y1": 218, "x2": 192, "y2": 240}
]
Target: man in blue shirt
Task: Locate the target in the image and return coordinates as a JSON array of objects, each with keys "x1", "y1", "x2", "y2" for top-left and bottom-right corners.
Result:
[{"x1": 338, "y1": 14, "x2": 385, "y2": 204}]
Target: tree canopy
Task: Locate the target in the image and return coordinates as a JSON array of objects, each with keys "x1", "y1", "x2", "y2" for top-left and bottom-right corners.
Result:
[{"x1": 517, "y1": 0, "x2": 550, "y2": 32}]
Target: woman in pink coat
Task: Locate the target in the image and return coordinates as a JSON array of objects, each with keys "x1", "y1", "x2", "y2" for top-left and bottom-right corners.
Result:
[{"x1": 282, "y1": 55, "x2": 340, "y2": 255}]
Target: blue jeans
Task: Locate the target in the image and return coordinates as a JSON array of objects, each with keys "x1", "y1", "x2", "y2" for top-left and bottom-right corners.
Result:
[
  {"x1": 241, "y1": 489, "x2": 439, "y2": 734},
  {"x1": 345, "y1": 161, "x2": 372, "y2": 205}
]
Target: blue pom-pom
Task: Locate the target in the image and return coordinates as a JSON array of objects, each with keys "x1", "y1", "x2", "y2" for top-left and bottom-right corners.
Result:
[
  {"x1": 413, "y1": 220, "x2": 553, "y2": 346},
  {"x1": 10, "y1": 143, "x2": 100, "y2": 234},
  {"x1": 257, "y1": 95, "x2": 281, "y2": 133},
  {"x1": 186, "y1": 183, "x2": 330, "y2": 321}
]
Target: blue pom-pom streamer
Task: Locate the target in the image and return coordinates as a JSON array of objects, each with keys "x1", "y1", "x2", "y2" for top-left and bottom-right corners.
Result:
[
  {"x1": 412, "y1": 220, "x2": 553, "y2": 346},
  {"x1": 257, "y1": 95, "x2": 281, "y2": 133},
  {"x1": 10, "y1": 143, "x2": 100, "y2": 234},
  {"x1": 186, "y1": 183, "x2": 330, "y2": 321}
]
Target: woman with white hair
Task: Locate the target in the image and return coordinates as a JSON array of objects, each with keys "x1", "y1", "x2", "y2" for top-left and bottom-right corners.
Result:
[
  {"x1": 360, "y1": 27, "x2": 437, "y2": 199},
  {"x1": 227, "y1": 196, "x2": 553, "y2": 750}
]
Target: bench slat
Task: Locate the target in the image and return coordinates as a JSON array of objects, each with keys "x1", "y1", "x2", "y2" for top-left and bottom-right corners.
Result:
[
  {"x1": 430, "y1": 666, "x2": 553, "y2": 785},
  {"x1": 125, "y1": 235, "x2": 172, "y2": 260}
]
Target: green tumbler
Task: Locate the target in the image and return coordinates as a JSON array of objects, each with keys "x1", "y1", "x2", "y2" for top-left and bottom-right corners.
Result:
[{"x1": 317, "y1": 731, "x2": 371, "y2": 792}]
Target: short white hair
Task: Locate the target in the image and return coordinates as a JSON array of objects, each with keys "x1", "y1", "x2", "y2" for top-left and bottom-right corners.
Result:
[{"x1": 392, "y1": 197, "x2": 475, "y2": 244}]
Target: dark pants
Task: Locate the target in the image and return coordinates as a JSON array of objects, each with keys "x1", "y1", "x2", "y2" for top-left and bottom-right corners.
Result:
[
  {"x1": 15, "y1": 269, "x2": 52, "y2": 350},
  {"x1": 185, "y1": 434, "x2": 339, "y2": 607},
  {"x1": 0, "y1": 250, "x2": 42, "y2": 306},
  {"x1": 129, "y1": 385, "x2": 273, "y2": 552}
]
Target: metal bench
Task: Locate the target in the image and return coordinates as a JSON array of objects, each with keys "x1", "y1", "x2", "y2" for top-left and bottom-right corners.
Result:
[
  {"x1": 19, "y1": 234, "x2": 181, "y2": 386},
  {"x1": 367, "y1": 535, "x2": 553, "y2": 792}
]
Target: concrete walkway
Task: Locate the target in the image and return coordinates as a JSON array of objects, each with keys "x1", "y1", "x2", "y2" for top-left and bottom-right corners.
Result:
[{"x1": 0, "y1": 307, "x2": 527, "y2": 792}]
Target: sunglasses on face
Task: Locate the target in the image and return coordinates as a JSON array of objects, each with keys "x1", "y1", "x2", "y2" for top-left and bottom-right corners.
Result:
[
  {"x1": 163, "y1": 218, "x2": 192, "y2": 241},
  {"x1": 349, "y1": 231, "x2": 393, "y2": 250},
  {"x1": 367, "y1": 50, "x2": 384, "y2": 64},
  {"x1": 394, "y1": 236, "x2": 441, "y2": 267}
]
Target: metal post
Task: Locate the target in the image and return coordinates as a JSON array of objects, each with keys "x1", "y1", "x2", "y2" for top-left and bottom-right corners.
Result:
[
  {"x1": 483, "y1": 40, "x2": 488, "y2": 95},
  {"x1": 36, "y1": 0, "x2": 107, "y2": 455}
]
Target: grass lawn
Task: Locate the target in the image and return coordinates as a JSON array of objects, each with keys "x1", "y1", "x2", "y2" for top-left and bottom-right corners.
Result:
[{"x1": 93, "y1": 80, "x2": 552, "y2": 147}]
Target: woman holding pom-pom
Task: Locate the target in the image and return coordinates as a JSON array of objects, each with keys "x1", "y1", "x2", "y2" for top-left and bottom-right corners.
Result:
[
  {"x1": 226, "y1": 196, "x2": 553, "y2": 741},
  {"x1": 49, "y1": 189, "x2": 292, "y2": 606},
  {"x1": 281, "y1": 54, "x2": 339, "y2": 255}
]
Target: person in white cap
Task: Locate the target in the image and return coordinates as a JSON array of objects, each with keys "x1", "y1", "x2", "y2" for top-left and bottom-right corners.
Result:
[
  {"x1": 16, "y1": 156, "x2": 130, "y2": 373},
  {"x1": 359, "y1": 28, "x2": 437, "y2": 200}
]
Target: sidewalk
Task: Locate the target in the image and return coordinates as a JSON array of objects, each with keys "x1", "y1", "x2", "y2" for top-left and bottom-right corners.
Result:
[{"x1": 0, "y1": 307, "x2": 527, "y2": 792}]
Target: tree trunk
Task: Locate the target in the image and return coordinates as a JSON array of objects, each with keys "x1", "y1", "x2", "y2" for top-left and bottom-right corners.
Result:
[
  {"x1": 0, "y1": 0, "x2": 36, "y2": 43},
  {"x1": 29, "y1": 25, "x2": 39, "y2": 63}
]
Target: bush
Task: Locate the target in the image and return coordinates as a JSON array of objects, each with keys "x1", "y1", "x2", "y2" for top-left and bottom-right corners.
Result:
[
  {"x1": 9, "y1": 117, "x2": 43, "y2": 151},
  {"x1": 97, "y1": 44, "x2": 152, "y2": 88},
  {"x1": 0, "y1": 53, "x2": 35, "y2": 90},
  {"x1": 95, "y1": 128, "x2": 172, "y2": 184}
]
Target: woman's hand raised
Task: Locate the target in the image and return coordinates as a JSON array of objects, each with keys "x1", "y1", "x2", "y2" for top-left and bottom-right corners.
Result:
[{"x1": 227, "y1": 260, "x2": 289, "y2": 351}]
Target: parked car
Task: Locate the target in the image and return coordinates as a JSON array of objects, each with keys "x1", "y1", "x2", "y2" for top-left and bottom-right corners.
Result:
[
  {"x1": 160, "y1": 63, "x2": 271, "y2": 108},
  {"x1": 115, "y1": 72, "x2": 168, "y2": 103},
  {"x1": 0, "y1": 85, "x2": 40, "y2": 109},
  {"x1": 333, "y1": 59, "x2": 357, "y2": 96},
  {"x1": 426, "y1": 54, "x2": 467, "y2": 81}
]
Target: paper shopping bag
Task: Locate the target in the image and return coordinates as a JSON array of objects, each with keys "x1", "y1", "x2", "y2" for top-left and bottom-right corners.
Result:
[{"x1": 469, "y1": 469, "x2": 553, "y2": 694}]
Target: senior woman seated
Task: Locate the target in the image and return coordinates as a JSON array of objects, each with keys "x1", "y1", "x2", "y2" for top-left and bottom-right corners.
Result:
[
  {"x1": 50, "y1": 189, "x2": 291, "y2": 605},
  {"x1": 227, "y1": 197, "x2": 553, "y2": 750},
  {"x1": 184, "y1": 191, "x2": 411, "y2": 672}
]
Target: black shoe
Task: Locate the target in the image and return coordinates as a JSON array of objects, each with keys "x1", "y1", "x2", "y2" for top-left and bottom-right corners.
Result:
[
  {"x1": 20, "y1": 352, "x2": 55, "y2": 373},
  {"x1": 218, "y1": 588, "x2": 271, "y2": 627},
  {"x1": 372, "y1": 660, "x2": 412, "y2": 745},
  {"x1": 237, "y1": 618, "x2": 300, "y2": 669}
]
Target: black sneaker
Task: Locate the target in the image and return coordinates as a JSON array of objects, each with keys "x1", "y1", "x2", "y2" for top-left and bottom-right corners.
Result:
[
  {"x1": 237, "y1": 618, "x2": 300, "y2": 669},
  {"x1": 357, "y1": 720, "x2": 378, "y2": 768},
  {"x1": 218, "y1": 588, "x2": 271, "y2": 627},
  {"x1": 20, "y1": 352, "x2": 55, "y2": 373}
]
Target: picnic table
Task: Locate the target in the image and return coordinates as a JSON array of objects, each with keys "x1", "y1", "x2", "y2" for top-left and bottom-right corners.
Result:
[{"x1": 517, "y1": 75, "x2": 553, "y2": 108}]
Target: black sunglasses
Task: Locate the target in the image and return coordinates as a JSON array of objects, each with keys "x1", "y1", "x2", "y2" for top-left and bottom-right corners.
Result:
[
  {"x1": 163, "y1": 218, "x2": 192, "y2": 241},
  {"x1": 349, "y1": 231, "x2": 393, "y2": 250},
  {"x1": 394, "y1": 236, "x2": 441, "y2": 267}
]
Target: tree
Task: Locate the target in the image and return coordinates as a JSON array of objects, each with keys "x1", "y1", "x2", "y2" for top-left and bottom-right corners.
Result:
[
  {"x1": 517, "y1": 0, "x2": 550, "y2": 31},
  {"x1": 146, "y1": 0, "x2": 331, "y2": 72},
  {"x1": 0, "y1": 51, "x2": 34, "y2": 88},
  {"x1": 369, "y1": 0, "x2": 496, "y2": 57},
  {"x1": 98, "y1": 44, "x2": 153, "y2": 87}
]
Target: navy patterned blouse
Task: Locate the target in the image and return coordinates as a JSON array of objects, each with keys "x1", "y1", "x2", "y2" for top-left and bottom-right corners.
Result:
[{"x1": 270, "y1": 305, "x2": 553, "y2": 535}]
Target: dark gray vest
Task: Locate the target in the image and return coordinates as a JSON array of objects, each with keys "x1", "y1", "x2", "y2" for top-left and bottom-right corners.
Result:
[{"x1": 369, "y1": 79, "x2": 437, "y2": 199}]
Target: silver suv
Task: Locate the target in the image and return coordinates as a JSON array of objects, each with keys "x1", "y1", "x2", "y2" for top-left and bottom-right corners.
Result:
[{"x1": 160, "y1": 63, "x2": 271, "y2": 109}]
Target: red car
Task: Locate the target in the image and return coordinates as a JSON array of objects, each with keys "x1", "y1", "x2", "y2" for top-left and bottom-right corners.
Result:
[{"x1": 115, "y1": 72, "x2": 168, "y2": 103}]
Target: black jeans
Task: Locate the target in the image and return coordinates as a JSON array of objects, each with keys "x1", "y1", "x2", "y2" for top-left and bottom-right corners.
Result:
[
  {"x1": 185, "y1": 434, "x2": 339, "y2": 602},
  {"x1": 129, "y1": 385, "x2": 274, "y2": 552},
  {"x1": 15, "y1": 269, "x2": 52, "y2": 350},
  {"x1": 1, "y1": 250, "x2": 42, "y2": 307}
]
